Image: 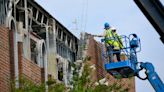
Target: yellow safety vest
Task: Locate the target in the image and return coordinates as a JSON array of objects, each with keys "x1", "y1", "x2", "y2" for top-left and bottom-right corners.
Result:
[{"x1": 105, "y1": 29, "x2": 123, "y2": 50}]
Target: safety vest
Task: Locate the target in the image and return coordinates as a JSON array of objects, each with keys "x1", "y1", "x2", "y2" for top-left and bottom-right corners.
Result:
[{"x1": 105, "y1": 29, "x2": 123, "y2": 50}]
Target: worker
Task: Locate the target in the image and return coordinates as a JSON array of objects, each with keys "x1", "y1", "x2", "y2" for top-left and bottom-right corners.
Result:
[
  {"x1": 94, "y1": 22, "x2": 123, "y2": 62},
  {"x1": 110, "y1": 27, "x2": 123, "y2": 62}
]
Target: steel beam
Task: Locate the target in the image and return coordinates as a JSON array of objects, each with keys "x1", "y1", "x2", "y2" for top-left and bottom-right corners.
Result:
[{"x1": 134, "y1": 0, "x2": 164, "y2": 43}]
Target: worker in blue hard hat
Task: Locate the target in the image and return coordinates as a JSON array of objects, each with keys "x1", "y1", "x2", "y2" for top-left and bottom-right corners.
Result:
[
  {"x1": 104, "y1": 22, "x2": 110, "y2": 29},
  {"x1": 94, "y1": 22, "x2": 123, "y2": 62},
  {"x1": 94, "y1": 22, "x2": 111, "y2": 37}
]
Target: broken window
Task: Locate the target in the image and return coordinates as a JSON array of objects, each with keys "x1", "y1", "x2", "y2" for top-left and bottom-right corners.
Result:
[
  {"x1": 61, "y1": 46, "x2": 63, "y2": 57},
  {"x1": 43, "y1": 16, "x2": 47, "y2": 24},
  {"x1": 67, "y1": 36, "x2": 71, "y2": 47},
  {"x1": 57, "y1": 59, "x2": 63, "y2": 81},
  {"x1": 63, "y1": 48, "x2": 67, "y2": 58},
  {"x1": 58, "y1": 28, "x2": 62, "y2": 39},
  {"x1": 59, "y1": 45, "x2": 62, "y2": 56},
  {"x1": 33, "y1": 7, "x2": 37, "y2": 18},
  {"x1": 16, "y1": 7, "x2": 25, "y2": 28},
  {"x1": 55, "y1": 25, "x2": 58, "y2": 36},
  {"x1": 69, "y1": 51, "x2": 75, "y2": 62},
  {"x1": 41, "y1": 43, "x2": 46, "y2": 67},
  {"x1": 30, "y1": 39, "x2": 38, "y2": 64},
  {"x1": 37, "y1": 12, "x2": 42, "y2": 23},
  {"x1": 62, "y1": 32, "x2": 66, "y2": 42},
  {"x1": 71, "y1": 41, "x2": 74, "y2": 50},
  {"x1": 56, "y1": 42, "x2": 59, "y2": 54},
  {"x1": 67, "y1": 62, "x2": 72, "y2": 83}
]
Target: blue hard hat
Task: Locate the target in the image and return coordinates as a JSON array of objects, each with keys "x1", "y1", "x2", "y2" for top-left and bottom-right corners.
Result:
[{"x1": 104, "y1": 22, "x2": 110, "y2": 29}]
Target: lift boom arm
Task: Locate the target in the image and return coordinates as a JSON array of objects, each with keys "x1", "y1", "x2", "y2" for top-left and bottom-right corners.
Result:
[
  {"x1": 134, "y1": 0, "x2": 164, "y2": 91},
  {"x1": 137, "y1": 62, "x2": 164, "y2": 92}
]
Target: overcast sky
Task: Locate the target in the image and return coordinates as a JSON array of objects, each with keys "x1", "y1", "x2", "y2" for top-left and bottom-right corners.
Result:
[{"x1": 36, "y1": 0, "x2": 164, "y2": 92}]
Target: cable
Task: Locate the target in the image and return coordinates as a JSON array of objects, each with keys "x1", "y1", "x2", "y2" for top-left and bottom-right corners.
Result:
[
  {"x1": 80, "y1": 0, "x2": 88, "y2": 32},
  {"x1": 83, "y1": 0, "x2": 88, "y2": 32},
  {"x1": 80, "y1": 0, "x2": 84, "y2": 32}
]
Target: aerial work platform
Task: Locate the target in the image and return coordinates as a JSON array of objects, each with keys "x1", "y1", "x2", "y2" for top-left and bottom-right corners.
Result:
[
  {"x1": 105, "y1": 60, "x2": 135, "y2": 78},
  {"x1": 101, "y1": 34, "x2": 140, "y2": 79}
]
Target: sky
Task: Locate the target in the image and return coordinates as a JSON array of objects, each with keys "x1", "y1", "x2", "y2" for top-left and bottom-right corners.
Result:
[{"x1": 36, "y1": 0, "x2": 164, "y2": 92}]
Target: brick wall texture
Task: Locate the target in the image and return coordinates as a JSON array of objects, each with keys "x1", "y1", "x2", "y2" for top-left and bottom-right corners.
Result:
[
  {"x1": 0, "y1": 26, "x2": 11, "y2": 92},
  {"x1": 0, "y1": 26, "x2": 44, "y2": 92},
  {"x1": 86, "y1": 37, "x2": 135, "y2": 92},
  {"x1": 21, "y1": 57, "x2": 44, "y2": 84}
]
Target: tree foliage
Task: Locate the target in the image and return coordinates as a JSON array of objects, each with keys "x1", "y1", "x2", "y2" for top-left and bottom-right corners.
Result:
[
  {"x1": 11, "y1": 58, "x2": 129, "y2": 92},
  {"x1": 70, "y1": 62, "x2": 129, "y2": 92}
]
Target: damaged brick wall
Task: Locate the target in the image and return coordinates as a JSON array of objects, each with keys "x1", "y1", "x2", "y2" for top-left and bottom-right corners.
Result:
[
  {"x1": 86, "y1": 36, "x2": 135, "y2": 92},
  {"x1": 86, "y1": 37, "x2": 105, "y2": 80},
  {"x1": 0, "y1": 26, "x2": 45, "y2": 91}
]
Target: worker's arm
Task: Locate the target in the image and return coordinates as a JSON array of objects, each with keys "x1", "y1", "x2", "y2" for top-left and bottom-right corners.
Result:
[
  {"x1": 92, "y1": 34, "x2": 104, "y2": 37},
  {"x1": 92, "y1": 30, "x2": 106, "y2": 37}
]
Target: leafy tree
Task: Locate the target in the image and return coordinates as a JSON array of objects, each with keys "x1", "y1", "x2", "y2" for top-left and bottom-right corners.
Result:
[
  {"x1": 11, "y1": 77, "x2": 45, "y2": 92},
  {"x1": 70, "y1": 56, "x2": 129, "y2": 92},
  {"x1": 11, "y1": 56, "x2": 129, "y2": 92}
]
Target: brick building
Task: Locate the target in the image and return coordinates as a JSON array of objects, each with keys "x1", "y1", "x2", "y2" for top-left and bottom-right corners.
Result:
[
  {"x1": 0, "y1": 0, "x2": 79, "y2": 91},
  {"x1": 0, "y1": 0, "x2": 135, "y2": 92}
]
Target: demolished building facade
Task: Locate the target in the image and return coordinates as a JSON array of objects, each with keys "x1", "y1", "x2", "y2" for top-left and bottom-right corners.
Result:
[
  {"x1": 0, "y1": 0, "x2": 79, "y2": 91},
  {"x1": 0, "y1": 0, "x2": 136, "y2": 92}
]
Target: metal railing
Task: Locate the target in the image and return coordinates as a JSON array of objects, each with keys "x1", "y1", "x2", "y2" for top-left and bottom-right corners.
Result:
[{"x1": 101, "y1": 34, "x2": 141, "y2": 63}]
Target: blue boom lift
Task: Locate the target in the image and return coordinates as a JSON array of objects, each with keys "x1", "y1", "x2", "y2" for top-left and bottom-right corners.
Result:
[
  {"x1": 102, "y1": 0, "x2": 164, "y2": 92},
  {"x1": 102, "y1": 34, "x2": 164, "y2": 92}
]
